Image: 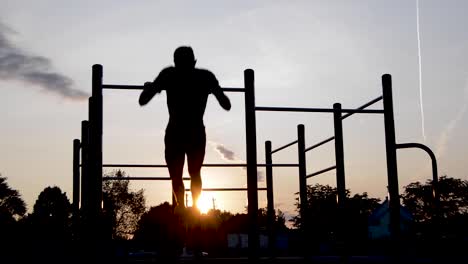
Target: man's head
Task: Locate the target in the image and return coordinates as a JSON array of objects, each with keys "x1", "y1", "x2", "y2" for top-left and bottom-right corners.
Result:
[{"x1": 174, "y1": 46, "x2": 196, "y2": 69}]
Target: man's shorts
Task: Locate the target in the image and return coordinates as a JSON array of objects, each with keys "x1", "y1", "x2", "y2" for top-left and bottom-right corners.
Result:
[{"x1": 164, "y1": 127, "x2": 206, "y2": 175}]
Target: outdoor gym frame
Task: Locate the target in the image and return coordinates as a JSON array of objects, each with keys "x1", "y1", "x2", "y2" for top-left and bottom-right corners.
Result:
[
  {"x1": 262, "y1": 76, "x2": 440, "y2": 251},
  {"x1": 72, "y1": 65, "x2": 439, "y2": 260}
]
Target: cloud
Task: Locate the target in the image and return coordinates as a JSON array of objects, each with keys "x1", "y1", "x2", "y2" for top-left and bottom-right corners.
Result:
[
  {"x1": 210, "y1": 141, "x2": 264, "y2": 182},
  {"x1": 215, "y1": 144, "x2": 236, "y2": 161},
  {"x1": 435, "y1": 79, "x2": 468, "y2": 158},
  {"x1": 255, "y1": 170, "x2": 265, "y2": 183},
  {"x1": 0, "y1": 21, "x2": 88, "y2": 100}
]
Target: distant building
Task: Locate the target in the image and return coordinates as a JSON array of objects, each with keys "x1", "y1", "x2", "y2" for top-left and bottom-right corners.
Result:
[
  {"x1": 368, "y1": 198, "x2": 413, "y2": 240},
  {"x1": 227, "y1": 233, "x2": 269, "y2": 249}
]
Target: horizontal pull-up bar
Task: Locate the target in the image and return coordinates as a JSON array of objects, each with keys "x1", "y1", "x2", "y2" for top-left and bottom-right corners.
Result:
[
  {"x1": 184, "y1": 187, "x2": 267, "y2": 192},
  {"x1": 255, "y1": 106, "x2": 384, "y2": 114},
  {"x1": 303, "y1": 96, "x2": 384, "y2": 153},
  {"x1": 270, "y1": 140, "x2": 298, "y2": 154},
  {"x1": 99, "y1": 163, "x2": 299, "y2": 168},
  {"x1": 102, "y1": 84, "x2": 245, "y2": 93},
  {"x1": 103, "y1": 176, "x2": 191, "y2": 181},
  {"x1": 306, "y1": 165, "x2": 337, "y2": 179}
]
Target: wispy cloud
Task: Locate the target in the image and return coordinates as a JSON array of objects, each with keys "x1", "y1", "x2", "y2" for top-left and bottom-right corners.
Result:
[
  {"x1": 435, "y1": 79, "x2": 468, "y2": 158},
  {"x1": 215, "y1": 144, "x2": 236, "y2": 161},
  {"x1": 210, "y1": 141, "x2": 265, "y2": 182},
  {"x1": 0, "y1": 21, "x2": 88, "y2": 100}
]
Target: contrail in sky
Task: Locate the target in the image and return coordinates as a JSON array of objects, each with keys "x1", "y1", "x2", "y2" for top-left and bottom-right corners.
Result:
[{"x1": 416, "y1": 0, "x2": 426, "y2": 140}]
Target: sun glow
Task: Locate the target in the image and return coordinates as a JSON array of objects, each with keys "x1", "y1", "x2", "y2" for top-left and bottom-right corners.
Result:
[{"x1": 195, "y1": 193, "x2": 213, "y2": 214}]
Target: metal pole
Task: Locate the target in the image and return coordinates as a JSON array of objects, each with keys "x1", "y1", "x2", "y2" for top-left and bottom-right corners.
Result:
[
  {"x1": 395, "y1": 143, "x2": 440, "y2": 234},
  {"x1": 333, "y1": 104, "x2": 346, "y2": 211},
  {"x1": 333, "y1": 103, "x2": 347, "y2": 247},
  {"x1": 73, "y1": 139, "x2": 81, "y2": 238},
  {"x1": 297, "y1": 124, "x2": 308, "y2": 254},
  {"x1": 80, "y1": 120, "x2": 89, "y2": 234},
  {"x1": 92, "y1": 64, "x2": 103, "y2": 213},
  {"x1": 382, "y1": 74, "x2": 400, "y2": 243},
  {"x1": 265, "y1": 141, "x2": 275, "y2": 257},
  {"x1": 89, "y1": 65, "x2": 103, "y2": 242},
  {"x1": 244, "y1": 69, "x2": 259, "y2": 260}
]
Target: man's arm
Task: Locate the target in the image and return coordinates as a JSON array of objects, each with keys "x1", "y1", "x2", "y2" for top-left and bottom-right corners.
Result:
[
  {"x1": 209, "y1": 72, "x2": 231, "y2": 111},
  {"x1": 139, "y1": 81, "x2": 162, "y2": 106},
  {"x1": 139, "y1": 69, "x2": 168, "y2": 106},
  {"x1": 213, "y1": 87, "x2": 231, "y2": 110}
]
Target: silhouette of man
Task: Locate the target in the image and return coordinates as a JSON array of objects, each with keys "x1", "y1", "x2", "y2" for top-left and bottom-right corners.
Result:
[{"x1": 139, "y1": 46, "x2": 231, "y2": 213}]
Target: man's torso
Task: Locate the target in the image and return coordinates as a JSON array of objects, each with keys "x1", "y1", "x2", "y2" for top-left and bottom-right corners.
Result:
[{"x1": 157, "y1": 67, "x2": 217, "y2": 132}]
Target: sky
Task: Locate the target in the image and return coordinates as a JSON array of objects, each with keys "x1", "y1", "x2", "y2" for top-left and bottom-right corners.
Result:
[{"x1": 1, "y1": 0, "x2": 468, "y2": 220}]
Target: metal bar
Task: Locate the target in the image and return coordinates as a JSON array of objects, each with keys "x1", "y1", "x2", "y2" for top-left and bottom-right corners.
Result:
[
  {"x1": 341, "y1": 96, "x2": 383, "y2": 120},
  {"x1": 334, "y1": 103, "x2": 346, "y2": 210},
  {"x1": 396, "y1": 143, "x2": 439, "y2": 228},
  {"x1": 259, "y1": 163, "x2": 299, "y2": 167},
  {"x1": 102, "y1": 84, "x2": 143, "y2": 90},
  {"x1": 92, "y1": 65, "x2": 104, "y2": 217},
  {"x1": 305, "y1": 136, "x2": 335, "y2": 152},
  {"x1": 382, "y1": 74, "x2": 400, "y2": 242},
  {"x1": 99, "y1": 163, "x2": 299, "y2": 168},
  {"x1": 102, "y1": 84, "x2": 244, "y2": 92},
  {"x1": 306, "y1": 165, "x2": 337, "y2": 179},
  {"x1": 103, "y1": 176, "x2": 191, "y2": 181},
  {"x1": 270, "y1": 140, "x2": 298, "y2": 154},
  {"x1": 86, "y1": 97, "x2": 96, "y2": 241},
  {"x1": 303, "y1": 96, "x2": 384, "y2": 153},
  {"x1": 265, "y1": 141, "x2": 275, "y2": 257},
  {"x1": 334, "y1": 103, "x2": 347, "y2": 244},
  {"x1": 255, "y1": 106, "x2": 384, "y2": 114},
  {"x1": 73, "y1": 139, "x2": 81, "y2": 212},
  {"x1": 80, "y1": 120, "x2": 89, "y2": 214},
  {"x1": 72, "y1": 139, "x2": 80, "y2": 237},
  {"x1": 244, "y1": 68, "x2": 259, "y2": 260},
  {"x1": 185, "y1": 187, "x2": 267, "y2": 192},
  {"x1": 87, "y1": 65, "x2": 104, "y2": 242},
  {"x1": 221, "y1": 87, "x2": 245, "y2": 92},
  {"x1": 297, "y1": 124, "x2": 308, "y2": 256}
]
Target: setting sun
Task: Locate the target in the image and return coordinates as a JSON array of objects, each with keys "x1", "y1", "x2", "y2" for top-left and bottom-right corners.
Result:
[{"x1": 195, "y1": 193, "x2": 214, "y2": 214}]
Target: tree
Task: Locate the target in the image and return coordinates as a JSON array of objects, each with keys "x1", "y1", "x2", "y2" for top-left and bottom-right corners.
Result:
[
  {"x1": 102, "y1": 170, "x2": 146, "y2": 240},
  {"x1": 0, "y1": 174, "x2": 27, "y2": 249},
  {"x1": 402, "y1": 176, "x2": 468, "y2": 239},
  {"x1": 30, "y1": 186, "x2": 72, "y2": 239},
  {"x1": 133, "y1": 202, "x2": 183, "y2": 251},
  {"x1": 290, "y1": 184, "x2": 380, "y2": 242},
  {"x1": 0, "y1": 174, "x2": 26, "y2": 225},
  {"x1": 402, "y1": 176, "x2": 468, "y2": 223}
]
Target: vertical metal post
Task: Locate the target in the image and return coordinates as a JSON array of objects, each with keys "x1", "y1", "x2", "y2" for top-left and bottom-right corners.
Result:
[
  {"x1": 88, "y1": 64, "x2": 103, "y2": 242},
  {"x1": 87, "y1": 95, "x2": 96, "y2": 243},
  {"x1": 244, "y1": 69, "x2": 259, "y2": 260},
  {"x1": 297, "y1": 124, "x2": 308, "y2": 253},
  {"x1": 265, "y1": 141, "x2": 275, "y2": 257},
  {"x1": 73, "y1": 139, "x2": 81, "y2": 238},
  {"x1": 80, "y1": 120, "x2": 89, "y2": 220},
  {"x1": 333, "y1": 103, "x2": 346, "y2": 246},
  {"x1": 333, "y1": 103, "x2": 346, "y2": 211},
  {"x1": 382, "y1": 74, "x2": 400, "y2": 242},
  {"x1": 73, "y1": 139, "x2": 81, "y2": 213},
  {"x1": 92, "y1": 64, "x2": 103, "y2": 214},
  {"x1": 431, "y1": 155, "x2": 440, "y2": 232}
]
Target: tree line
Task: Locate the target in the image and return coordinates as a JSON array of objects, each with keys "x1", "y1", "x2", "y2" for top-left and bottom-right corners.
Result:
[{"x1": 1, "y1": 170, "x2": 468, "y2": 257}]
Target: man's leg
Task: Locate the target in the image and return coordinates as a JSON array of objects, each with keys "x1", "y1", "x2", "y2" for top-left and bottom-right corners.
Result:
[
  {"x1": 187, "y1": 129, "x2": 206, "y2": 209},
  {"x1": 165, "y1": 134, "x2": 186, "y2": 209}
]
